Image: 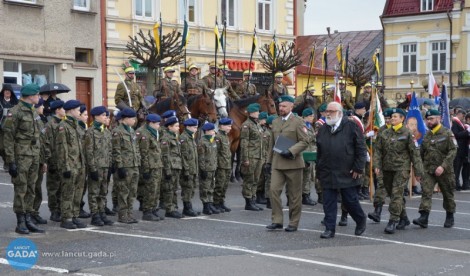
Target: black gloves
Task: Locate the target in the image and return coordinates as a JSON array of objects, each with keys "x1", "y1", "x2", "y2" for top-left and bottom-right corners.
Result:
[
  {"x1": 164, "y1": 171, "x2": 172, "y2": 181},
  {"x1": 143, "y1": 172, "x2": 151, "y2": 180},
  {"x1": 63, "y1": 171, "x2": 72, "y2": 179},
  {"x1": 117, "y1": 168, "x2": 127, "y2": 179},
  {"x1": 264, "y1": 163, "x2": 272, "y2": 174},
  {"x1": 200, "y1": 170, "x2": 208, "y2": 180},
  {"x1": 280, "y1": 150, "x2": 294, "y2": 159},
  {"x1": 8, "y1": 163, "x2": 18, "y2": 178},
  {"x1": 89, "y1": 171, "x2": 99, "y2": 181}
]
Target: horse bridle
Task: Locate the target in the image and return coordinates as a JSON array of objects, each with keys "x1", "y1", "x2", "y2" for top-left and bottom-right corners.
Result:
[
  {"x1": 172, "y1": 96, "x2": 191, "y2": 121},
  {"x1": 199, "y1": 94, "x2": 218, "y2": 123}
]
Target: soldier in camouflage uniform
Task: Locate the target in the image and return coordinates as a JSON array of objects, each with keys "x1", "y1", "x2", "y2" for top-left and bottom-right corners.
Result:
[
  {"x1": 301, "y1": 107, "x2": 317, "y2": 206},
  {"x1": 236, "y1": 71, "x2": 257, "y2": 98},
  {"x1": 198, "y1": 123, "x2": 219, "y2": 215},
  {"x1": 202, "y1": 62, "x2": 224, "y2": 91},
  {"x1": 179, "y1": 118, "x2": 200, "y2": 217},
  {"x1": 110, "y1": 111, "x2": 122, "y2": 214},
  {"x1": 154, "y1": 66, "x2": 184, "y2": 101},
  {"x1": 115, "y1": 64, "x2": 144, "y2": 111},
  {"x1": 56, "y1": 100, "x2": 87, "y2": 229},
  {"x1": 214, "y1": 118, "x2": 233, "y2": 212},
  {"x1": 85, "y1": 106, "x2": 114, "y2": 227},
  {"x1": 374, "y1": 108, "x2": 424, "y2": 234},
  {"x1": 339, "y1": 79, "x2": 355, "y2": 110},
  {"x1": 267, "y1": 72, "x2": 287, "y2": 98},
  {"x1": 263, "y1": 115, "x2": 277, "y2": 209},
  {"x1": 413, "y1": 109, "x2": 457, "y2": 228},
  {"x1": 324, "y1": 85, "x2": 335, "y2": 104},
  {"x1": 112, "y1": 108, "x2": 141, "y2": 224},
  {"x1": 77, "y1": 104, "x2": 91, "y2": 219},
  {"x1": 240, "y1": 103, "x2": 264, "y2": 211},
  {"x1": 3, "y1": 84, "x2": 45, "y2": 234},
  {"x1": 181, "y1": 64, "x2": 210, "y2": 97},
  {"x1": 160, "y1": 116, "x2": 184, "y2": 218},
  {"x1": 256, "y1": 112, "x2": 269, "y2": 206},
  {"x1": 136, "y1": 114, "x2": 164, "y2": 221},
  {"x1": 103, "y1": 110, "x2": 116, "y2": 216}
]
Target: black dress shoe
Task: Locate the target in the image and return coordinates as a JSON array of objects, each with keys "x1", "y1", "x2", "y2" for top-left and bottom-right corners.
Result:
[
  {"x1": 355, "y1": 218, "x2": 366, "y2": 236},
  {"x1": 320, "y1": 229, "x2": 335, "y2": 239},
  {"x1": 284, "y1": 225, "x2": 297, "y2": 232},
  {"x1": 266, "y1": 223, "x2": 283, "y2": 230}
]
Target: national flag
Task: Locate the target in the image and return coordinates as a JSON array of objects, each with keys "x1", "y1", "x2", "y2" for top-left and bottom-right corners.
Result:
[
  {"x1": 322, "y1": 45, "x2": 328, "y2": 73},
  {"x1": 308, "y1": 46, "x2": 315, "y2": 71},
  {"x1": 366, "y1": 91, "x2": 385, "y2": 132},
  {"x1": 334, "y1": 72, "x2": 341, "y2": 103},
  {"x1": 269, "y1": 34, "x2": 277, "y2": 68},
  {"x1": 438, "y1": 84, "x2": 451, "y2": 129},
  {"x1": 250, "y1": 28, "x2": 257, "y2": 57},
  {"x1": 406, "y1": 92, "x2": 427, "y2": 145},
  {"x1": 428, "y1": 72, "x2": 440, "y2": 100},
  {"x1": 180, "y1": 17, "x2": 189, "y2": 49},
  {"x1": 336, "y1": 42, "x2": 343, "y2": 74},
  {"x1": 372, "y1": 49, "x2": 380, "y2": 79},
  {"x1": 342, "y1": 43, "x2": 349, "y2": 75}
]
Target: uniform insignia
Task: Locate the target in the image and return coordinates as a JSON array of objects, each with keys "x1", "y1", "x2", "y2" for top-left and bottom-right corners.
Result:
[
  {"x1": 7, "y1": 113, "x2": 12, "y2": 117},
  {"x1": 303, "y1": 127, "x2": 307, "y2": 133},
  {"x1": 59, "y1": 126, "x2": 64, "y2": 131},
  {"x1": 141, "y1": 136, "x2": 146, "y2": 140},
  {"x1": 162, "y1": 141, "x2": 167, "y2": 145},
  {"x1": 243, "y1": 125, "x2": 248, "y2": 128}
]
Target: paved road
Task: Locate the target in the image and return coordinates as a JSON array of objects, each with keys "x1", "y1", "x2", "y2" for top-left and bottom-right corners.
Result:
[{"x1": 1, "y1": 167, "x2": 470, "y2": 276}]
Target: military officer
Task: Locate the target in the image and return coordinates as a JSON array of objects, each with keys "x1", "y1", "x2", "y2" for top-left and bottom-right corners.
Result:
[
  {"x1": 236, "y1": 70, "x2": 257, "y2": 98},
  {"x1": 179, "y1": 118, "x2": 200, "y2": 217},
  {"x1": 198, "y1": 122, "x2": 218, "y2": 215},
  {"x1": 154, "y1": 66, "x2": 184, "y2": 101},
  {"x1": 115, "y1": 64, "x2": 144, "y2": 111},
  {"x1": 267, "y1": 72, "x2": 288, "y2": 98},
  {"x1": 3, "y1": 84, "x2": 45, "y2": 234},
  {"x1": 181, "y1": 64, "x2": 209, "y2": 96},
  {"x1": 263, "y1": 115, "x2": 277, "y2": 209},
  {"x1": 56, "y1": 100, "x2": 87, "y2": 229},
  {"x1": 202, "y1": 62, "x2": 224, "y2": 90},
  {"x1": 218, "y1": 64, "x2": 240, "y2": 100},
  {"x1": 112, "y1": 108, "x2": 141, "y2": 224},
  {"x1": 374, "y1": 108, "x2": 424, "y2": 234},
  {"x1": 214, "y1": 118, "x2": 233, "y2": 212},
  {"x1": 240, "y1": 103, "x2": 264, "y2": 211},
  {"x1": 338, "y1": 79, "x2": 355, "y2": 110},
  {"x1": 266, "y1": 95, "x2": 309, "y2": 232},
  {"x1": 413, "y1": 109, "x2": 457, "y2": 228},
  {"x1": 301, "y1": 107, "x2": 317, "y2": 206},
  {"x1": 85, "y1": 106, "x2": 114, "y2": 226},
  {"x1": 256, "y1": 111, "x2": 269, "y2": 205}
]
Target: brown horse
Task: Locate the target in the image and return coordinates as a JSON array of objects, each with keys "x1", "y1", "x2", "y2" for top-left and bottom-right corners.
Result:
[
  {"x1": 147, "y1": 94, "x2": 191, "y2": 121},
  {"x1": 187, "y1": 90, "x2": 218, "y2": 124}
]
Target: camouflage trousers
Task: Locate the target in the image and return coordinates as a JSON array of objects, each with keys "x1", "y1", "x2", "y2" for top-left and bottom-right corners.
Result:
[
  {"x1": 302, "y1": 163, "x2": 314, "y2": 195},
  {"x1": 241, "y1": 158, "x2": 262, "y2": 199},
  {"x1": 162, "y1": 169, "x2": 181, "y2": 212},
  {"x1": 32, "y1": 165, "x2": 45, "y2": 215},
  {"x1": 46, "y1": 167, "x2": 62, "y2": 213},
  {"x1": 362, "y1": 162, "x2": 371, "y2": 189},
  {"x1": 140, "y1": 168, "x2": 162, "y2": 212},
  {"x1": 180, "y1": 173, "x2": 197, "y2": 203},
  {"x1": 383, "y1": 170, "x2": 409, "y2": 221},
  {"x1": 111, "y1": 173, "x2": 118, "y2": 205},
  {"x1": 214, "y1": 168, "x2": 231, "y2": 204},
  {"x1": 257, "y1": 165, "x2": 266, "y2": 193},
  {"x1": 264, "y1": 169, "x2": 272, "y2": 199},
  {"x1": 60, "y1": 167, "x2": 85, "y2": 220},
  {"x1": 373, "y1": 172, "x2": 388, "y2": 207},
  {"x1": 115, "y1": 167, "x2": 139, "y2": 216},
  {"x1": 87, "y1": 168, "x2": 110, "y2": 214},
  {"x1": 419, "y1": 171, "x2": 456, "y2": 213},
  {"x1": 200, "y1": 171, "x2": 215, "y2": 203},
  {"x1": 13, "y1": 155, "x2": 39, "y2": 214}
]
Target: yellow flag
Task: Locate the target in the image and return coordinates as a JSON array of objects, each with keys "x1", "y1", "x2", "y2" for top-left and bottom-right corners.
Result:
[
  {"x1": 336, "y1": 43, "x2": 343, "y2": 65},
  {"x1": 214, "y1": 22, "x2": 222, "y2": 52},
  {"x1": 372, "y1": 49, "x2": 381, "y2": 78},
  {"x1": 153, "y1": 22, "x2": 161, "y2": 56},
  {"x1": 309, "y1": 46, "x2": 315, "y2": 70}
]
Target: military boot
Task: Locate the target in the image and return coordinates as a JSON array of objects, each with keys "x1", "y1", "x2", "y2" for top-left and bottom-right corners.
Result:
[
  {"x1": 142, "y1": 210, "x2": 159, "y2": 221},
  {"x1": 100, "y1": 212, "x2": 114, "y2": 226},
  {"x1": 15, "y1": 213, "x2": 29, "y2": 235},
  {"x1": 112, "y1": 200, "x2": 119, "y2": 214},
  {"x1": 412, "y1": 211, "x2": 429, "y2": 228},
  {"x1": 152, "y1": 208, "x2": 165, "y2": 220},
  {"x1": 338, "y1": 211, "x2": 348, "y2": 226},
  {"x1": 256, "y1": 192, "x2": 267, "y2": 204},
  {"x1": 90, "y1": 213, "x2": 105, "y2": 226},
  {"x1": 444, "y1": 212, "x2": 454, "y2": 228},
  {"x1": 105, "y1": 205, "x2": 116, "y2": 216},
  {"x1": 396, "y1": 216, "x2": 410, "y2": 230},
  {"x1": 127, "y1": 211, "x2": 138, "y2": 223},
  {"x1": 208, "y1": 203, "x2": 220, "y2": 214},
  {"x1": 31, "y1": 213, "x2": 47, "y2": 224},
  {"x1": 384, "y1": 220, "x2": 397, "y2": 234},
  {"x1": 302, "y1": 193, "x2": 317, "y2": 206},
  {"x1": 183, "y1": 202, "x2": 199, "y2": 217},
  {"x1": 213, "y1": 203, "x2": 225, "y2": 213},
  {"x1": 252, "y1": 197, "x2": 264, "y2": 211},
  {"x1": 50, "y1": 210, "x2": 61, "y2": 222},
  {"x1": 317, "y1": 193, "x2": 323, "y2": 204},
  {"x1": 165, "y1": 210, "x2": 183, "y2": 219},
  {"x1": 72, "y1": 217, "x2": 87, "y2": 228},
  {"x1": 118, "y1": 211, "x2": 130, "y2": 224},
  {"x1": 361, "y1": 187, "x2": 370, "y2": 199},
  {"x1": 220, "y1": 201, "x2": 231, "y2": 212},
  {"x1": 245, "y1": 198, "x2": 260, "y2": 211},
  {"x1": 202, "y1": 203, "x2": 212, "y2": 215},
  {"x1": 60, "y1": 219, "x2": 77, "y2": 229},
  {"x1": 25, "y1": 213, "x2": 45, "y2": 233},
  {"x1": 266, "y1": 198, "x2": 272, "y2": 209},
  {"x1": 78, "y1": 202, "x2": 91, "y2": 218},
  {"x1": 368, "y1": 205, "x2": 382, "y2": 223}
]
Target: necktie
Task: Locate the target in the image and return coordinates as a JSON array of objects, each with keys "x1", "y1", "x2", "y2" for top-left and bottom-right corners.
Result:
[{"x1": 331, "y1": 126, "x2": 335, "y2": 133}]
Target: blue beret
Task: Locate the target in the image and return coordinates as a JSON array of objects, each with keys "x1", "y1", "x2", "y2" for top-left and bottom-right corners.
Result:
[
  {"x1": 302, "y1": 107, "x2": 314, "y2": 117},
  {"x1": 164, "y1": 116, "x2": 179, "y2": 127},
  {"x1": 90, "y1": 106, "x2": 107, "y2": 116},
  {"x1": 146, "y1": 114, "x2": 161, "y2": 122},
  {"x1": 267, "y1": 115, "x2": 278, "y2": 125},
  {"x1": 278, "y1": 95, "x2": 295, "y2": 103},
  {"x1": 115, "y1": 111, "x2": 122, "y2": 121},
  {"x1": 391, "y1": 108, "x2": 406, "y2": 117},
  {"x1": 50, "y1": 100, "x2": 64, "y2": 110},
  {"x1": 21, "y1": 83, "x2": 40, "y2": 96},
  {"x1": 258, "y1": 111, "x2": 268, "y2": 120},
  {"x1": 105, "y1": 110, "x2": 110, "y2": 116},
  {"x1": 34, "y1": 98, "x2": 44, "y2": 108},
  {"x1": 79, "y1": 104, "x2": 87, "y2": 114},
  {"x1": 202, "y1": 122, "x2": 215, "y2": 131},
  {"x1": 162, "y1": 110, "x2": 177, "y2": 119},
  {"x1": 63, "y1": 100, "x2": 81, "y2": 111},
  {"x1": 354, "y1": 102, "x2": 366, "y2": 110},
  {"x1": 246, "y1": 103, "x2": 260, "y2": 113},
  {"x1": 425, "y1": 109, "x2": 441, "y2": 118},
  {"x1": 219, "y1": 118, "x2": 233, "y2": 125},
  {"x1": 121, "y1": 107, "x2": 137, "y2": 118},
  {"x1": 183, "y1": 118, "x2": 198, "y2": 126}
]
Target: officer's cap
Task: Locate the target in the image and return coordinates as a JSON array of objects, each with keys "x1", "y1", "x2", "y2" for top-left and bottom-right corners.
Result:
[
  {"x1": 364, "y1": 82, "x2": 372, "y2": 88},
  {"x1": 188, "y1": 64, "x2": 199, "y2": 71},
  {"x1": 278, "y1": 95, "x2": 295, "y2": 103},
  {"x1": 183, "y1": 118, "x2": 198, "y2": 127},
  {"x1": 219, "y1": 64, "x2": 229, "y2": 70},
  {"x1": 319, "y1": 103, "x2": 328, "y2": 112},
  {"x1": 162, "y1": 110, "x2": 177, "y2": 119},
  {"x1": 50, "y1": 100, "x2": 64, "y2": 111},
  {"x1": 164, "y1": 66, "x2": 175, "y2": 73},
  {"x1": 267, "y1": 115, "x2": 278, "y2": 125},
  {"x1": 201, "y1": 122, "x2": 215, "y2": 131},
  {"x1": 274, "y1": 72, "x2": 283, "y2": 78},
  {"x1": 246, "y1": 103, "x2": 260, "y2": 113},
  {"x1": 90, "y1": 106, "x2": 107, "y2": 116},
  {"x1": 121, "y1": 107, "x2": 137, "y2": 118},
  {"x1": 21, "y1": 83, "x2": 40, "y2": 96},
  {"x1": 391, "y1": 108, "x2": 406, "y2": 117},
  {"x1": 425, "y1": 109, "x2": 441, "y2": 118},
  {"x1": 164, "y1": 116, "x2": 178, "y2": 127},
  {"x1": 34, "y1": 98, "x2": 44, "y2": 108},
  {"x1": 208, "y1": 61, "x2": 217, "y2": 69},
  {"x1": 63, "y1": 100, "x2": 81, "y2": 111},
  {"x1": 354, "y1": 102, "x2": 366, "y2": 110},
  {"x1": 258, "y1": 111, "x2": 268, "y2": 120},
  {"x1": 219, "y1": 118, "x2": 233, "y2": 125},
  {"x1": 124, "y1": 66, "x2": 135, "y2": 73},
  {"x1": 302, "y1": 107, "x2": 314, "y2": 117},
  {"x1": 146, "y1": 114, "x2": 161, "y2": 123}
]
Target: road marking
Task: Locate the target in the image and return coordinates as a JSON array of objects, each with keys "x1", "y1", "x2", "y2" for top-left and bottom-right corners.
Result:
[
  {"x1": 80, "y1": 228, "x2": 396, "y2": 276},
  {"x1": 0, "y1": 257, "x2": 101, "y2": 276},
  {"x1": 0, "y1": 202, "x2": 13, "y2": 208},
  {"x1": 196, "y1": 217, "x2": 470, "y2": 255},
  {"x1": 433, "y1": 197, "x2": 470, "y2": 204},
  {"x1": 360, "y1": 201, "x2": 470, "y2": 216},
  {"x1": 0, "y1": 182, "x2": 13, "y2": 186}
]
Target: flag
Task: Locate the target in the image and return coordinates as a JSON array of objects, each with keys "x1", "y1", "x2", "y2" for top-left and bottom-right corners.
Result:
[
  {"x1": 336, "y1": 42, "x2": 343, "y2": 74},
  {"x1": 322, "y1": 45, "x2": 328, "y2": 73},
  {"x1": 428, "y1": 72, "x2": 440, "y2": 99},
  {"x1": 372, "y1": 49, "x2": 380, "y2": 79},
  {"x1": 439, "y1": 84, "x2": 451, "y2": 129},
  {"x1": 180, "y1": 17, "x2": 189, "y2": 49},
  {"x1": 366, "y1": 91, "x2": 385, "y2": 132},
  {"x1": 342, "y1": 43, "x2": 349, "y2": 75},
  {"x1": 308, "y1": 46, "x2": 315, "y2": 71},
  {"x1": 214, "y1": 19, "x2": 222, "y2": 52},
  {"x1": 153, "y1": 19, "x2": 162, "y2": 56},
  {"x1": 269, "y1": 34, "x2": 277, "y2": 68},
  {"x1": 250, "y1": 29, "x2": 257, "y2": 57},
  {"x1": 406, "y1": 92, "x2": 427, "y2": 145},
  {"x1": 219, "y1": 20, "x2": 226, "y2": 52},
  {"x1": 334, "y1": 72, "x2": 341, "y2": 103}
]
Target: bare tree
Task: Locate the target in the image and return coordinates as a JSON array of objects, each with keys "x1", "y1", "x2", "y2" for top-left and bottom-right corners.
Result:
[
  {"x1": 259, "y1": 41, "x2": 302, "y2": 73},
  {"x1": 347, "y1": 56, "x2": 374, "y2": 101}
]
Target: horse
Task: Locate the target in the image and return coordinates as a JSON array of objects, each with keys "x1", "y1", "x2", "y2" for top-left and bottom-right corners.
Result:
[
  {"x1": 147, "y1": 94, "x2": 191, "y2": 122},
  {"x1": 187, "y1": 90, "x2": 218, "y2": 124},
  {"x1": 213, "y1": 88, "x2": 229, "y2": 118},
  {"x1": 227, "y1": 91, "x2": 277, "y2": 182},
  {"x1": 292, "y1": 90, "x2": 317, "y2": 116}
]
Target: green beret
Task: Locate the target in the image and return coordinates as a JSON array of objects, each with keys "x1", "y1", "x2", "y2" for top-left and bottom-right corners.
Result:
[
  {"x1": 425, "y1": 109, "x2": 441, "y2": 118},
  {"x1": 21, "y1": 83, "x2": 40, "y2": 96},
  {"x1": 278, "y1": 95, "x2": 295, "y2": 103},
  {"x1": 390, "y1": 108, "x2": 406, "y2": 117},
  {"x1": 258, "y1": 111, "x2": 268, "y2": 120},
  {"x1": 382, "y1": 108, "x2": 393, "y2": 118},
  {"x1": 267, "y1": 115, "x2": 278, "y2": 125},
  {"x1": 246, "y1": 103, "x2": 260, "y2": 113},
  {"x1": 302, "y1": 107, "x2": 314, "y2": 117},
  {"x1": 319, "y1": 103, "x2": 327, "y2": 112}
]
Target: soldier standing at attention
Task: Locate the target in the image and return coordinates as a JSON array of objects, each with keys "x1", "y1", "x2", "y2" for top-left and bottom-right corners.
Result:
[
  {"x1": 301, "y1": 107, "x2": 317, "y2": 206},
  {"x1": 136, "y1": 114, "x2": 164, "y2": 221},
  {"x1": 86, "y1": 106, "x2": 114, "y2": 227},
  {"x1": 198, "y1": 122, "x2": 219, "y2": 215},
  {"x1": 266, "y1": 95, "x2": 309, "y2": 232},
  {"x1": 236, "y1": 70, "x2": 257, "y2": 98},
  {"x1": 214, "y1": 118, "x2": 233, "y2": 212},
  {"x1": 413, "y1": 110, "x2": 457, "y2": 228},
  {"x1": 267, "y1": 72, "x2": 288, "y2": 99},
  {"x1": 256, "y1": 111, "x2": 269, "y2": 205},
  {"x1": 110, "y1": 111, "x2": 122, "y2": 215},
  {"x1": 263, "y1": 115, "x2": 277, "y2": 209},
  {"x1": 112, "y1": 108, "x2": 141, "y2": 224},
  {"x1": 160, "y1": 116, "x2": 184, "y2": 218},
  {"x1": 56, "y1": 100, "x2": 87, "y2": 229},
  {"x1": 154, "y1": 67, "x2": 184, "y2": 101},
  {"x1": 115, "y1": 63, "x2": 143, "y2": 111},
  {"x1": 3, "y1": 83, "x2": 45, "y2": 234},
  {"x1": 374, "y1": 108, "x2": 424, "y2": 234},
  {"x1": 77, "y1": 104, "x2": 91, "y2": 219},
  {"x1": 240, "y1": 103, "x2": 264, "y2": 211},
  {"x1": 179, "y1": 118, "x2": 200, "y2": 217},
  {"x1": 338, "y1": 79, "x2": 355, "y2": 110}
]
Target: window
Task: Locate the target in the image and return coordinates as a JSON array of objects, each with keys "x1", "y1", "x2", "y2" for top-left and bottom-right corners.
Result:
[
  {"x1": 421, "y1": 0, "x2": 433, "y2": 12},
  {"x1": 258, "y1": 0, "x2": 271, "y2": 31},
  {"x1": 3, "y1": 61, "x2": 55, "y2": 86},
  {"x1": 135, "y1": 0, "x2": 154, "y2": 19},
  {"x1": 75, "y1": 48, "x2": 93, "y2": 66},
  {"x1": 402, "y1": 43, "x2": 417, "y2": 74},
  {"x1": 8, "y1": 0, "x2": 37, "y2": 3},
  {"x1": 73, "y1": 0, "x2": 90, "y2": 11},
  {"x1": 221, "y1": 0, "x2": 236, "y2": 28},
  {"x1": 431, "y1": 42, "x2": 446, "y2": 72},
  {"x1": 179, "y1": 0, "x2": 198, "y2": 23}
]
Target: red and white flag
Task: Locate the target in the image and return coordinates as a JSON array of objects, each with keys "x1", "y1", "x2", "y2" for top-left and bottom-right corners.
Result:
[
  {"x1": 428, "y1": 72, "x2": 439, "y2": 97},
  {"x1": 334, "y1": 79, "x2": 341, "y2": 103}
]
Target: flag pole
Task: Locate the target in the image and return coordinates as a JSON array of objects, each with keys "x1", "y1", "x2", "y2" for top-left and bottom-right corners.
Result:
[
  {"x1": 323, "y1": 42, "x2": 327, "y2": 103},
  {"x1": 246, "y1": 26, "x2": 256, "y2": 94},
  {"x1": 409, "y1": 80, "x2": 415, "y2": 199},
  {"x1": 368, "y1": 82, "x2": 376, "y2": 201},
  {"x1": 214, "y1": 16, "x2": 218, "y2": 91},
  {"x1": 306, "y1": 46, "x2": 315, "y2": 91},
  {"x1": 222, "y1": 19, "x2": 227, "y2": 87}
]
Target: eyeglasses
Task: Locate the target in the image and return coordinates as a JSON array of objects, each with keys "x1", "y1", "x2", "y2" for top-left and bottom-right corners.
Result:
[{"x1": 324, "y1": 110, "x2": 340, "y2": 114}]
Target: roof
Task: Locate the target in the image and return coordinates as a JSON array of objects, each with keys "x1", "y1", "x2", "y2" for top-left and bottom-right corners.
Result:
[
  {"x1": 382, "y1": 0, "x2": 455, "y2": 18},
  {"x1": 295, "y1": 30, "x2": 383, "y2": 76}
]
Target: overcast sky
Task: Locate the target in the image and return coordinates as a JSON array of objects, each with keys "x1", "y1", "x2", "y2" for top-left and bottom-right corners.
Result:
[{"x1": 304, "y1": 0, "x2": 386, "y2": 35}]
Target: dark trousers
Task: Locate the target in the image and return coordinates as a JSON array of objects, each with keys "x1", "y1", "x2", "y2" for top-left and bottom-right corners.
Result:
[
  {"x1": 453, "y1": 155, "x2": 469, "y2": 188},
  {"x1": 323, "y1": 186, "x2": 366, "y2": 231}
]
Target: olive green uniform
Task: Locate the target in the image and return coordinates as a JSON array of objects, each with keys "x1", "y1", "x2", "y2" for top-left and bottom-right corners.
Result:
[
  {"x1": 115, "y1": 80, "x2": 143, "y2": 111},
  {"x1": 160, "y1": 130, "x2": 182, "y2": 213},
  {"x1": 44, "y1": 116, "x2": 63, "y2": 214},
  {"x1": 179, "y1": 130, "x2": 198, "y2": 202},
  {"x1": 372, "y1": 124, "x2": 390, "y2": 207},
  {"x1": 340, "y1": 89, "x2": 355, "y2": 110},
  {"x1": 181, "y1": 76, "x2": 209, "y2": 96},
  {"x1": 267, "y1": 83, "x2": 287, "y2": 98},
  {"x1": 32, "y1": 118, "x2": 48, "y2": 217},
  {"x1": 198, "y1": 135, "x2": 218, "y2": 203},
  {"x1": 257, "y1": 126, "x2": 271, "y2": 196},
  {"x1": 302, "y1": 122, "x2": 316, "y2": 195},
  {"x1": 240, "y1": 117, "x2": 264, "y2": 199},
  {"x1": 154, "y1": 77, "x2": 184, "y2": 101},
  {"x1": 214, "y1": 130, "x2": 231, "y2": 205},
  {"x1": 262, "y1": 127, "x2": 274, "y2": 200},
  {"x1": 236, "y1": 80, "x2": 257, "y2": 98},
  {"x1": 202, "y1": 74, "x2": 224, "y2": 90}
]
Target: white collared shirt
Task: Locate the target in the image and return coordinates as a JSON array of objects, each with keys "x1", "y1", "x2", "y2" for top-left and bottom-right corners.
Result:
[
  {"x1": 331, "y1": 118, "x2": 342, "y2": 132},
  {"x1": 282, "y1": 112, "x2": 292, "y2": 121}
]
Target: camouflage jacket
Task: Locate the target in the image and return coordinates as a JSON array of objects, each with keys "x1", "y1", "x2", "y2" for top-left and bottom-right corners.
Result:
[
  {"x1": 85, "y1": 122, "x2": 111, "y2": 172},
  {"x1": 420, "y1": 125, "x2": 457, "y2": 174},
  {"x1": 260, "y1": 126, "x2": 272, "y2": 163},
  {"x1": 267, "y1": 83, "x2": 287, "y2": 98},
  {"x1": 181, "y1": 76, "x2": 209, "y2": 95},
  {"x1": 38, "y1": 118, "x2": 49, "y2": 164},
  {"x1": 240, "y1": 117, "x2": 263, "y2": 161},
  {"x1": 179, "y1": 130, "x2": 198, "y2": 175},
  {"x1": 155, "y1": 77, "x2": 183, "y2": 100},
  {"x1": 215, "y1": 130, "x2": 231, "y2": 169},
  {"x1": 56, "y1": 116, "x2": 85, "y2": 172},
  {"x1": 340, "y1": 89, "x2": 355, "y2": 110},
  {"x1": 136, "y1": 124, "x2": 163, "y2": 172},
  {"x1": 236, "y1": 80, "x2": 257, "y2": 98},
  {"x1": 43, "y1": 116, "x2": 63, "y2": 168},
  {"x1": 115, "y1": 79, "x2": 143, "y2": 111},
  {"x1": 198, "y1": 135, "x2": 218, "y2": 172},
  {"x1": 304, "y1": 122, "x2": 316, "y2": 151},
  {"x1": 112, "y1": 124, "x2": 140, "y2": 168},
  {"x1": 160, "y1": 130, "x2": 182, "y2": 173}
]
